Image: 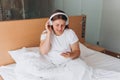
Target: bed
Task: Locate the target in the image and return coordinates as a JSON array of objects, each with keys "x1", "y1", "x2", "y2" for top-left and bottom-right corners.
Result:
[{"x1": 0, "y1": 15, "x2": 120, "y2": 80}]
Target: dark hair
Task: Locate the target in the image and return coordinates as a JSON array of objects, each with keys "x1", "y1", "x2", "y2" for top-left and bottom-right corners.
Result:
[{"x1": 50, "y1": 9, "x2": 69, "y2": 29}]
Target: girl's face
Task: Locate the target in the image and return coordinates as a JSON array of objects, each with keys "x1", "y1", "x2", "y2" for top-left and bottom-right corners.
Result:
[{"x1": 52, "y1": 19, "x2": 66, "y2": 36}]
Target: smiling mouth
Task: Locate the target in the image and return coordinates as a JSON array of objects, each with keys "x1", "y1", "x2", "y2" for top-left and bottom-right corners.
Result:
[
  {"x1": 57, "y1": 30, "x2": 63, "y2": 32},
  {"x1": 58, "y1": 30, "x2": 62, "y2": 32}
]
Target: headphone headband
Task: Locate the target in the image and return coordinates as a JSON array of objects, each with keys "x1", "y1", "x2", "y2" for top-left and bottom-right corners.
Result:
[{"x1": 49, "y1": 12, "x2": 69, "y2": 25}]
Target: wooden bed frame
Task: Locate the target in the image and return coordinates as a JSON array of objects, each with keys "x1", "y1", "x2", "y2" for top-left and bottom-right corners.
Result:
[{"x1": 0, "y1": 15, "x2": 86, "y2": 80}]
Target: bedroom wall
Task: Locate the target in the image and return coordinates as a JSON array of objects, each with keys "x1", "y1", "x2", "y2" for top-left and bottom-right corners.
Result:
[
  {"x1": 51, "y1": 0, "x2": 82, "y2": 16},
  {"x1": 51, "y1": 0, "x2": 64, "y2": 12},
  {"x1": 100, "y1": 0, "x2": 120, "y2": 53},
  {"x1": 81, "y1": 0, "x2": 103, "y2": 45}
]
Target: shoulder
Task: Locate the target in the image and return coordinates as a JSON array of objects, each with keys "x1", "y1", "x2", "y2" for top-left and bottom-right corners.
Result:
[
  {"x1": 65, "y1": 29, "x2": 75, "y2": 34},
  {"x1": 65, "y1": 29, "x2": 78, "y2": 38}
]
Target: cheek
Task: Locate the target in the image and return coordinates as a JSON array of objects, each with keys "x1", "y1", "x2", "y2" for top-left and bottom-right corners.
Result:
[
  {"x1": 61, "y1": 26, "x2": 65, "y2": 30},
  {"x1": 62, "y1": 26, "x2": 66, "y2": 29},
  {"x1": 53, "y1": 26, "x2": 56, "y2": 29},
  {"x1": 52, "y1": 26, "x2": 57, "y2": 31}
]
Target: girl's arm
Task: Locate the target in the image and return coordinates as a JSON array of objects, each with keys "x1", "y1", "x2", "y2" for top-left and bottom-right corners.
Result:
[
  {"x1": 39, "y1": 33, "x2": 51, "y2": 54},
  {"x1": 39, "y1": 21, "x2": 52, "y2": 54},
  {"x1": 61, "y1": 41, "x2": 80, "y2": 59}
]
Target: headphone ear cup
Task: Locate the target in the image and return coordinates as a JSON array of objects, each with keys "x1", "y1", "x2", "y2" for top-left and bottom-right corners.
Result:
[
  {"x1": 49, "y1": 19, "x2": 52, "y2": 25},
  {"x1": 66, "y1": 21, "x2": 68, "y2": 25},
  {"x1": 66, "y1": 20, "x2": 69, "y2": 25}
]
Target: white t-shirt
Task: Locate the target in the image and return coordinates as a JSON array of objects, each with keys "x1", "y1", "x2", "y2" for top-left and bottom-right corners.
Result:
[{"x1": 40, "y1": 29, "x2": 79, "y2": 65}]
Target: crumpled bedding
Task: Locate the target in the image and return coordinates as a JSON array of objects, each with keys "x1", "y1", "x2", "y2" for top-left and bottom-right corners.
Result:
[
  {"x1": 1, "y1": 45, "x2": 120, "y2": 80},
  {"x1": 15, "y1": 58, "x2": 91, "y2": 80},
  {"x1": 1, "y1": 59, "x2": 120, "y2": 80},
  {"x1": 15, "y1": 58, "x2": 120, "y2": 80}
]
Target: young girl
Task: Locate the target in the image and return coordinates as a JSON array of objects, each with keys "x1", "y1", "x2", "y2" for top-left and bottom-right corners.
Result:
[{"x1": 40, "y1": 10, "x2": 80, "y2": 65}]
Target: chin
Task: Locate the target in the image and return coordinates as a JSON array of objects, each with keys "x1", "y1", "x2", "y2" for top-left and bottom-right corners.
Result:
[{"x1": 55, "y1": 32, "x2": 63, "y2": 35}]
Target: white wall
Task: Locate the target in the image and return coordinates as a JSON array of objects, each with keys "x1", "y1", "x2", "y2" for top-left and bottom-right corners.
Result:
[
  {"x1": 82, "y1": 0, "x2": 103, "y2": 45},
  {"x1": 63, "y1": 0, "x2": 82, "y2": 16},
  {"x1": 100, "y1": 0, "x2": 120, "y2": 53},
  {"x1": 51, "y1": 0, "x2": 64, "y2": 12},
  {"x1": 52, "y1": 0, "x2": 82, "y2": 16}
]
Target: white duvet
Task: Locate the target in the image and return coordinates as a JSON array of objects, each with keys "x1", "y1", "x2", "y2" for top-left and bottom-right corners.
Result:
[
  {"x1": 1, "y1": 45, "x2": 120, "y2": 80},
  {"x1": 1, "y1": 58, "x2": 120, "y2": 80},
  {"x1": 15, "y1": 58, "x2": 91, "y2": 80},
  {"x1": 15, "y1": 59, "x2": 120, "y2": 80}
]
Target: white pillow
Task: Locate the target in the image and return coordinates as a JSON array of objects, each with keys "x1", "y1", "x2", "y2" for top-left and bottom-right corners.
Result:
[
  {"x1": 79, "y1": 42, "x2": 95, "y2": 58},
  {"x1": 8, "y1": 47, "x2": 55, "y2": 79},
  {"x1": 8, "y1": 47, "x2": 26, "y2": 63},
  {"x1": 8, "y1": 47, "x2": 40, "y2": 64},
  {"x1": 8, "y1": 46, "x2": 54, "y2": 66}
]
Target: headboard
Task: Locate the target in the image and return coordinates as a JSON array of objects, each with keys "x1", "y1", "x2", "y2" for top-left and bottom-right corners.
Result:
[{"x1": 0, "y1": 15, "x2": 86, "y2": 66}]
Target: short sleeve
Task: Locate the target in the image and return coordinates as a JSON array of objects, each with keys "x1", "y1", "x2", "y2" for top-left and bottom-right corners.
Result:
[
  {"x1": 68, "y1": 29, "x2": 79, "y2": 44},
  {"x1": 40, "y1": 30, "x2": 47, "y2": 40}
]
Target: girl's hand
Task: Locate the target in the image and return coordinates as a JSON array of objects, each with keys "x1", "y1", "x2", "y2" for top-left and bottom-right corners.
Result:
[
  {"x1": 61, "y1": 52, "x2": 71, "y2": 58},
  {"x1": 45, "y1": 20, "x2": 52, "y2": 34}
]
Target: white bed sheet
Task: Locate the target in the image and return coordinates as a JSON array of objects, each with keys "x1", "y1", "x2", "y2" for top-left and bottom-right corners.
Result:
[
  {"x1": 83, "y1": 50, "x2": 120, "y2": 72},
  {"x1": 0, "y1": 49, "x2": 120, "y2": 80}
]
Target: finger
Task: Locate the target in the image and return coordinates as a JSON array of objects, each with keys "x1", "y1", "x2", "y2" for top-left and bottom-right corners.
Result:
[
  {"x1": 45, "y1": 21, "x2": 49, "y2": 27},
  {"x1": 61, "y1": 53, "x2": 70, "y2": 58},
  {"x1": 61, "y1": 53, "x2": 66, "y2": 55}
]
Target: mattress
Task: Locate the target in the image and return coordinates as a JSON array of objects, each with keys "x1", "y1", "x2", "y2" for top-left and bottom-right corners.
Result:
[{"x1": 0, "y1": 49, "x2": 120, "y2": 80}]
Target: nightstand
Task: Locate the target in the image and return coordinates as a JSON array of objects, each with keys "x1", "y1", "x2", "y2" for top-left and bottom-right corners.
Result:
[{"x1": 83, "y1": 42, "x2": 106, "y2": 53}]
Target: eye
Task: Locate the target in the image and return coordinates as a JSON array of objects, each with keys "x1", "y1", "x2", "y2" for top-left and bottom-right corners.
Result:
[{"x1": 61, "y1": 24, "x2": 65, "y2": 27}]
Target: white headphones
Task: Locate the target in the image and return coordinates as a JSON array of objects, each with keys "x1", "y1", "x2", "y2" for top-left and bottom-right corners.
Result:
[{"x1": 49, "y1": 12, "x2": 69, "y2": 25}]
